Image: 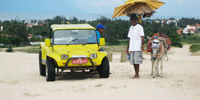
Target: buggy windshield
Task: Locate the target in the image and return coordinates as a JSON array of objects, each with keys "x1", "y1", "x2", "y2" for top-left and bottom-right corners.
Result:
[{"x1": 53, "y1": 29, "x2": 97, "y2": 45}]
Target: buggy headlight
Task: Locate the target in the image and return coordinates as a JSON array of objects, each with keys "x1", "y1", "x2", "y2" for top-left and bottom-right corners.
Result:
[
  {"x1": 61, "y1": 54, "x2": 68, "y2": 59},
  {"x1": 90, "y1": 54, "x2": 97, "y2": 59}
]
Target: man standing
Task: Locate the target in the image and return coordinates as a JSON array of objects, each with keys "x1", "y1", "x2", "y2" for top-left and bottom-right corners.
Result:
[{"x1": 126, "y1": 14, "x2": 145, "y2": 79}]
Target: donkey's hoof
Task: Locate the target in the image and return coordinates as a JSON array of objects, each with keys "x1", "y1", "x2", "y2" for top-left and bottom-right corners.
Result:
[{"x1": 153, "y1": 76, "x2": 156, "y2": 78}]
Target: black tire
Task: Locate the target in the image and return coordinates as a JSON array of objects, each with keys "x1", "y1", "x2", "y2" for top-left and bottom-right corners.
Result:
[
  {"x1": 46, "y1": 60, "x2": 55, "y2": 81},
  {"x1": 39, "y1": 51, "x2": 46, "y2": 76},
  {"x1": 98, "y1": 57, "x2": 110, "y2": 78}
]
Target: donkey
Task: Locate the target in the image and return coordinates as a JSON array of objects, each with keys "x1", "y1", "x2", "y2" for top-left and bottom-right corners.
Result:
[{"x1": 147, "y1": 36, "x2": 168, "y2": 78}]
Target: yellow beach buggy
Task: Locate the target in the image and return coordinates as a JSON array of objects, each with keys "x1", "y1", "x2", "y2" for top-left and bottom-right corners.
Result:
[{"x1": 39, "y1": 24, "x2": 110, "y2": 81}]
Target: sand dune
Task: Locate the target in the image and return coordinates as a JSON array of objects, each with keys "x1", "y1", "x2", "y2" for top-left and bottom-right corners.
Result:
[{"x1": 0, "y1": 45, "x2": 200, "y2": 100}]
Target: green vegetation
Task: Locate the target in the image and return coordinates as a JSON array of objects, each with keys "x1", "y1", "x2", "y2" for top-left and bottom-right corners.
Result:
[
  {"x1": 146, "y1": 22, "x2": 184, "y2": 48},
  {"x1": 106, "y1": 37, "x2": 120, "y2": 45},
  {"x1": 180, "y1": 33, "x2": 200, "y2": 53},
  {"x1": 119, "y1": 39, "x2": 129, "y2": 45},
  {"x1": 1, "y1": 16, "x2": 200, "y2": 53},
  {"x1": 8, "y1": 36, "x2": 24, "y2": 46},
  {"x1": 190, "y1": 45, "x2": 200, "y2": 53},
  {"x1": 0, "y1": 37, "x2": 11, "y2": 45},
  {"x1": 178, "y1": 18, "x2": 200, "y2": 28},
  {"x1": 15, "y1": 47, "x2": 40, "y2": 53},
  {"x1": 181, "y1": 35, "x2": 200, "y2": 44},
  {"x1": 183, "y1": 34, "x2": 200, "y2": 53}
]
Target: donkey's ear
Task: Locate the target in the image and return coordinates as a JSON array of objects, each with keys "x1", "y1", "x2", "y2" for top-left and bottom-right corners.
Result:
[{"x1": 147, "y1": 36, "x2": 153, "y2": 41}]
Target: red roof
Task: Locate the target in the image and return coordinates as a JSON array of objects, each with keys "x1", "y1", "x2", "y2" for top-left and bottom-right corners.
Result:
[
  {"x1": 39, "y1": 24, "x2": 44, "y2": 26},
  {"x1": 196, "y1": 25, "x2": 200, "y2": 27},
  {"x1": 28, "y1": 34, "x2": 33, "y2": 36},
  {"x1": 187, "y1": 28, "x2": 196, "y2": 31},
  {"x1": 176, "y1": 29, "x2": 182, "y2": 35}
]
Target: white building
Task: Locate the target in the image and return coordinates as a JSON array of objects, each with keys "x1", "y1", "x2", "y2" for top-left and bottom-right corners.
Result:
[
  {"x1": 166, "y1": 20, "x2": 178, "y2": 27},
  {"x1": 183, "y1": 25, "x2": 196, "y2": 34}
]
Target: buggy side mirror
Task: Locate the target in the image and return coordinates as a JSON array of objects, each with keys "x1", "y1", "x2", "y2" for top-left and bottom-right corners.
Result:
[
  {"x1": 99, "y1": 38, "x2": 105, "y2": 46},
  {"x1": 45, "y1": 39, "x2": 51, "y2": 46}
]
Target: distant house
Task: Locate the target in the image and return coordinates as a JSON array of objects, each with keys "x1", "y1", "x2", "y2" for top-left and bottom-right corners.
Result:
[
  {"x1": 39, "y1": 24, "x2": 44, "y2": 26},
  {"x1": 26, "y1": 23, "x2": 38, "y2": 28},
  {"x1": 196, "y1": 24, "x2": 200, "y2": 32},
  {"x1": 166, "y1": 20, "x2": 178, "y2": 27},
  {"x1": 183, "y1": 25, "x2": 196, "y2": 34},
  {"x1": 28, "y1": 34, "x2": 33, "y2": 39},
  {"x1": 154, "y1": 20, "x2": 160, "y2": 23},
  {"x1": 26, "y1": 24, "x2": 34, "y2": 28}
]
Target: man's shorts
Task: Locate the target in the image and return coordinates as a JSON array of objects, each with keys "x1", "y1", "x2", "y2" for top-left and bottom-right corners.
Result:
[{"x1": 130, "y1": 51, "x2": 143, "y2": 65}]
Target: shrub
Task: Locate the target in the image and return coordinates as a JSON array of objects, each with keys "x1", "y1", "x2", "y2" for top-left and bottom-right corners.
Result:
[
  {"x1": 172, "y1": 41, "x2": 183, "y2": 48},
  {"x1": 8, "y1": 36, "x2": 24, "y2": 46},
  {"x1": 181, "y1": 36, "x2": 200, "y2": 44},
  {"x1": 190, "y1": 45, "x2": 200, "y2": 53},
  {"x1": 0, "y1": 37, "x2": 11, "y2": 45},
  {"x1": 175, "y1": 42, "x2": 183, "y2": 48}
]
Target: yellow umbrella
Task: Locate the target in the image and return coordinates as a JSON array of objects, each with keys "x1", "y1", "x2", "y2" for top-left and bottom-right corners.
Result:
[{"x1": 112, "y1": 0, "x2": 165, "y2": 19}]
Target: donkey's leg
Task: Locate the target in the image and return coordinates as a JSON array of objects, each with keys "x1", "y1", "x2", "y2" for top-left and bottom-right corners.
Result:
[
  {"x1": 157, "y1": 60, "x2": 160, "y2": 76},
  {"x1": 160, "y1": 57, "x2": 164, "y2": 78},
  {"x1": 151, "y1": 53, "x2": 154, "y2": 76},
  {"x1": 151, "y1": 61, "x2": 154, "y2": 76},
  {"x1": 153, "y1": 59, "x2": 159, "y2": 78}
]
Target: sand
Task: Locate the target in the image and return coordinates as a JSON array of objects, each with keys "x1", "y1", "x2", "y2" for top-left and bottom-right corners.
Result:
[{"x1": 0, "y1": 45, "x2": 200, "y2": 100}]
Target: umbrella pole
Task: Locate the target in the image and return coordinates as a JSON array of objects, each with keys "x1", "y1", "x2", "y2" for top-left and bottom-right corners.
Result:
[{"x1": 138, "y1": 15, "x2": 142, "y2": 23}]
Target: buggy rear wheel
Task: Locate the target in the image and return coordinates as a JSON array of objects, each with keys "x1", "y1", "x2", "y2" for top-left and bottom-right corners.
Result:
[{"x1": 39, "y1": 51, "x2": 45, "y2": 76}]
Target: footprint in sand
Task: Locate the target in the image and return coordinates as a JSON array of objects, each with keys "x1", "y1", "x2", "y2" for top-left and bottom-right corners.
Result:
[{"x1": 23, "y1": 93, "x2": 42, "y2": 97}]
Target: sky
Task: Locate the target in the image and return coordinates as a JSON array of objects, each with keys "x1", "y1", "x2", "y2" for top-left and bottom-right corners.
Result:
[{"x1": 0, "y1": 0, "x2": 199, "y2": 21}]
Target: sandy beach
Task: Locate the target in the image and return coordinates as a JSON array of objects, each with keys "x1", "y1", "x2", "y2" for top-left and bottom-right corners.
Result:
[{"x1": 0, "y1": 45, "x2": 200, "y2": 100}]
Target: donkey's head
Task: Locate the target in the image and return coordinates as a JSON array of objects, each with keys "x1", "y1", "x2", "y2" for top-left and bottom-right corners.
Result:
[{"x1": 147, "y1": 36, "x2": 166, "y2": 59}]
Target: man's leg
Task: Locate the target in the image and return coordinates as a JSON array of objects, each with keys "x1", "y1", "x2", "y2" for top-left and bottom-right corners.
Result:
[{"x1": 133, "y1": 64, "x2": 139, "y2": 78}]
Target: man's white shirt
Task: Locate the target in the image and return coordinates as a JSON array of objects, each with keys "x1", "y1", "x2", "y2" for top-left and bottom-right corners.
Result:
[{"x1": 127, "y1": 24, "x2": 145, "y2": 51}]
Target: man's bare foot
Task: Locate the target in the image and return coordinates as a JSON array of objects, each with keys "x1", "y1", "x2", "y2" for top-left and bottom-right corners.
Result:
[{"x1": 132, "y1": 75, "x2": 140, "y2": 79}]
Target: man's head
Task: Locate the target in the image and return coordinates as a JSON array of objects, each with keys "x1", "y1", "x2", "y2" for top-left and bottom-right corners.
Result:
[
  {"x1": 157, "y1": 30, "x2": 164, "y2": 37},
  {"x1": 130, "y1": 14, "x2": 138, "y2": 26},
  {"x1": 96, "y1": 24, "x2": 106, "y2": 34}
]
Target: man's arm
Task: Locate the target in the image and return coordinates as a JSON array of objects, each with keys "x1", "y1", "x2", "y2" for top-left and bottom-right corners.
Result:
[
  {"x1": 141, "y1": 36, "x2": 144, "y2": 51},
  {"x1": 126, "y1": 40, "x2": 130, "y2": 54}
]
